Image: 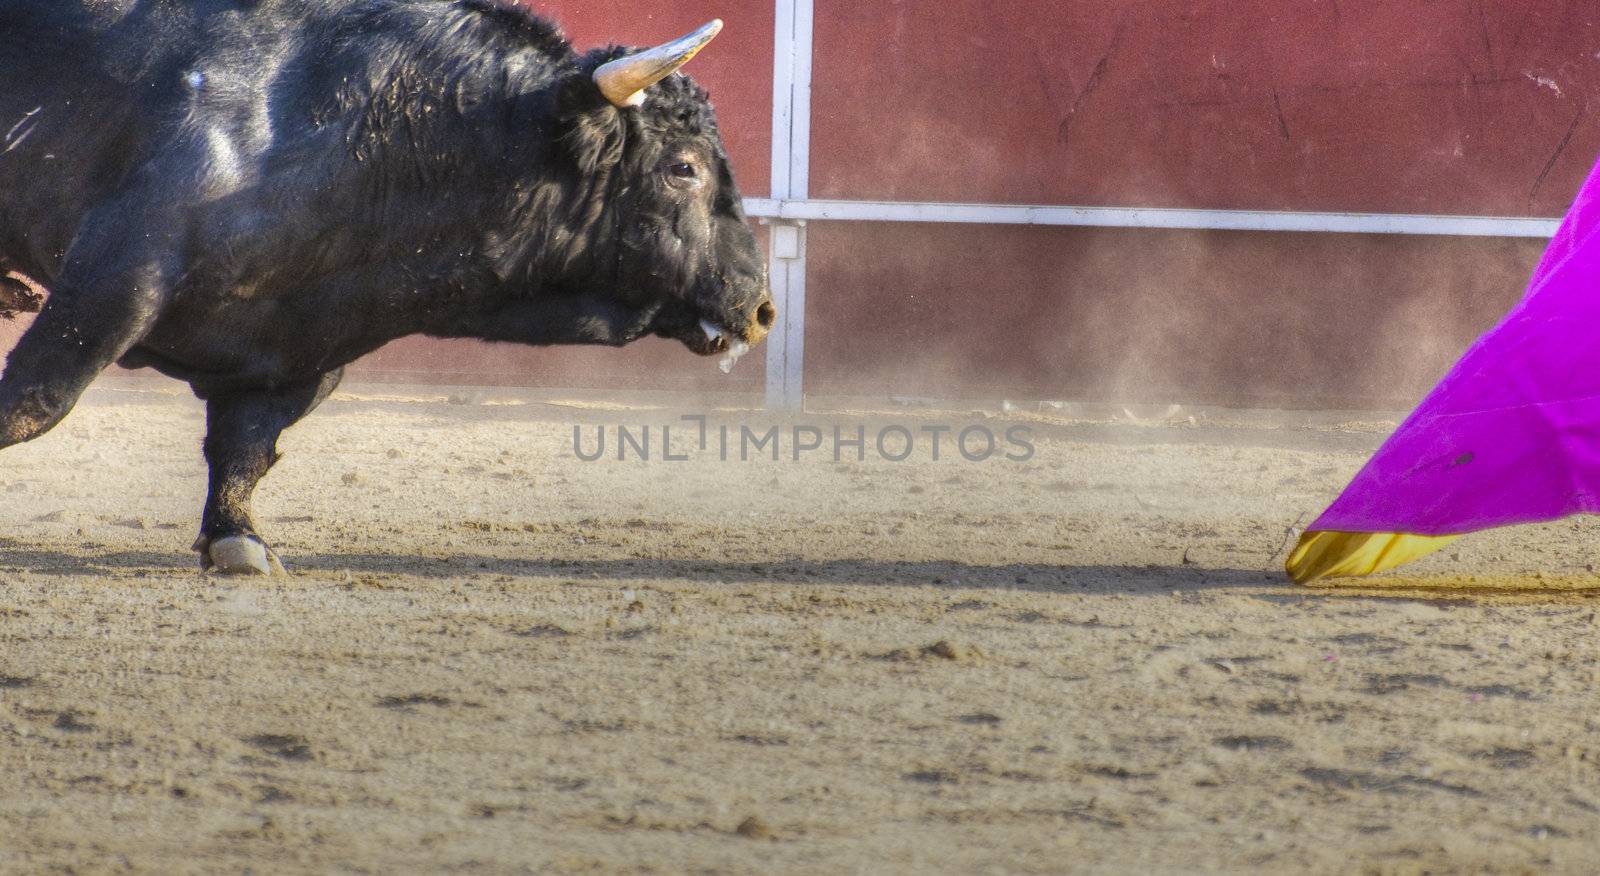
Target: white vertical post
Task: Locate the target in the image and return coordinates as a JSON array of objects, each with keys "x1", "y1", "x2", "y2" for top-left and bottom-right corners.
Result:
[{"x1": 764, "y1": 0, "x2": 812, "y2": 410}]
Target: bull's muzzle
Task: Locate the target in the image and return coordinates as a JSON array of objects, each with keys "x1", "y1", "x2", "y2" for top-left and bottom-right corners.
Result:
[
  {"x1": 699, "y1": 296, "x2": 775, "y2": 372},
  {"x1": 747, "y1": 297, "x2": 776, "y2": 347}
]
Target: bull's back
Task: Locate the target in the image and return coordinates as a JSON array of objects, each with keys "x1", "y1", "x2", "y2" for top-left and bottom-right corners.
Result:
[
  {"x1": 0, "y1": 0, "x2": 425, "y2": 282},
  {"x1": 2, "y1": 0, "x2": 554, "y2": 386},
  {"x1": 0, "y1": 2, "x2": 156, "y2": 279}
]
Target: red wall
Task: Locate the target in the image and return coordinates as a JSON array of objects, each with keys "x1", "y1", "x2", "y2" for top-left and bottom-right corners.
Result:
[
  {"x1": 793, "y1": 0, "x2": 1600, "y2": 407},
  {"x1": 810, "y1": 1, "x2": 1600, "y2": 215}
]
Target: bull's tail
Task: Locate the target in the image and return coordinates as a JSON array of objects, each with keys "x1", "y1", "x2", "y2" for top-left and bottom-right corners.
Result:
[{"x1": 0, "y1": 273, "x2": 44, "y2": 319}]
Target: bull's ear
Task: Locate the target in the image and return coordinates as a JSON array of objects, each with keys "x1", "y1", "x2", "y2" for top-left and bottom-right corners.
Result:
[
  {"x1": 593, "y1": 20, "x2": 722, "y2": 108},
  {"x1": 553, "y1": 71, "x2": 626, "y2": 176}
]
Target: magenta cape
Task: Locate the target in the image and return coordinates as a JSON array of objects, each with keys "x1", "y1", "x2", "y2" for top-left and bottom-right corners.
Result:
[{"x1": 1288, "y1": 156, "x2": 1600, "y2": 581}]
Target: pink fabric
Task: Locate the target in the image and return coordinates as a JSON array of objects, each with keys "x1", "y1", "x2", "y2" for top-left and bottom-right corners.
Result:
[{"x1": 1312, "y1": 154, "x2": 1600, "y2": 536}]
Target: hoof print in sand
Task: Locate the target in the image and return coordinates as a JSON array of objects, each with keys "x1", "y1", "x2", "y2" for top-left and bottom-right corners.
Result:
[{"x1": 245, "y1": 734, "x2": 313, "y2": 762}]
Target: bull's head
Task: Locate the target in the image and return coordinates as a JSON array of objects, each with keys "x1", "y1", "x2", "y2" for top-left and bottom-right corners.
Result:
[{"x1": 530, "y1": 21, "x2": 774, "y2": 361}]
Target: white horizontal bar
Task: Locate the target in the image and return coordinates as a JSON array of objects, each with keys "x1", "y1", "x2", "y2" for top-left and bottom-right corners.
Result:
[{"x1": 742, "y1": 197, "x2": 1561, "y2": 238}]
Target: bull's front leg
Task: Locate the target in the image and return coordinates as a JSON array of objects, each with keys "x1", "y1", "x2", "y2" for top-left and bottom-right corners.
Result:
[
  {"x1": 194, "y1": 369, "x2": 344, "y2": 575},
  {"x1": 0, "y1": 278, "x2": 172, "y2": 447},
  {"x1": 0, "y1": 205, "x2": 177, "y2": 448}
]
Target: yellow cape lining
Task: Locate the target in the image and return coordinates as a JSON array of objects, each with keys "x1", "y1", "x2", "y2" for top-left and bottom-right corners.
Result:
[{"x1": 1286, "y1": 530, "x2": 1460, "y2": 583}]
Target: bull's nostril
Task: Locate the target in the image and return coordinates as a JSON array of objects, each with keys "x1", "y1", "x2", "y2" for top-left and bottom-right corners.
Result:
[{"x1": 756, "y1": 300, "x2": 776, "y2": 329}]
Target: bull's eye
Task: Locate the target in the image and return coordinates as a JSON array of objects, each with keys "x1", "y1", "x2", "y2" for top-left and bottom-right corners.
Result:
[{"x1": 668, "y1": 162, "x2": 697, "y2": 179}]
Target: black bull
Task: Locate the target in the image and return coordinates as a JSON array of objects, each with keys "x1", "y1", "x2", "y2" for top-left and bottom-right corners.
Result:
[{"x1": 0, "y1": 0, "x2": 773, "y2": 573}]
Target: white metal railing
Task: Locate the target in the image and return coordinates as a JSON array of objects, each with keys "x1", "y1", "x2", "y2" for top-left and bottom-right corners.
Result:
[
  {"x1": 743, "y1": 198, "x2": 1561, "y2": 238},
  {"x1": 762, "y1": 0, "x2": 812, "y2": 410}
]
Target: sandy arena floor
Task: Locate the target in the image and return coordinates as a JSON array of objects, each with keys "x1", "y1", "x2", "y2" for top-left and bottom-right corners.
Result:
[{"x1": 1, "y1": 384, "x2": 1598, "y2": 873}]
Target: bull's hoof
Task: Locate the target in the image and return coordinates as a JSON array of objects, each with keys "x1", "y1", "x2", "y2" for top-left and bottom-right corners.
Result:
[{"x1": 206, "y1": 535, "x2": 285, "y2": 576}]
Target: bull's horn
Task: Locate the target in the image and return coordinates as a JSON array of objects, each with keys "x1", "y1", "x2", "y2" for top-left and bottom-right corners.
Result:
[{"x1": 593, "y1": 19, "x2": 723, "y2": 108}]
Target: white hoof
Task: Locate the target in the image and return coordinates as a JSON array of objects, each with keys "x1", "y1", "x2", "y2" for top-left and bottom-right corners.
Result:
[{"x1": 208, "y1": 536, "x2": 284, "y2": 576}]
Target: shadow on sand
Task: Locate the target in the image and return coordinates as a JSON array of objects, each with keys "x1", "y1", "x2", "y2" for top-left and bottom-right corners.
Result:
[
  {"x1": 5, "y1": 539, "x2": 1597, "y2": 602},
  {"x1": 0, "y1": 537, "x2": 1281, "y2": 595}
]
